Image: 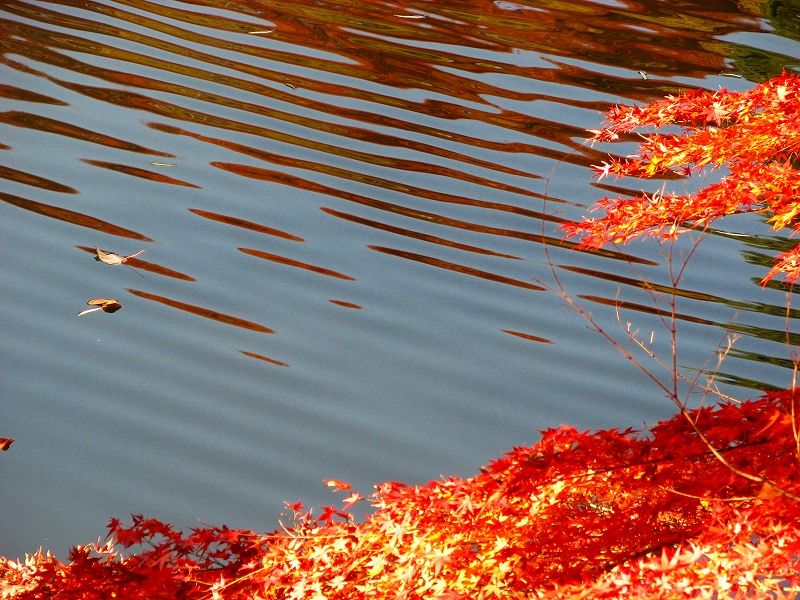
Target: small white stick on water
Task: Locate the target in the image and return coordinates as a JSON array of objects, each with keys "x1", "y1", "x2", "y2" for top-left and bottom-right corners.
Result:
[
  {"x1": 122, "y1": 263, "x2": 145, "y2": 277},
  {"x1": 78, "y1": 307, "x2": 104, "y2": 317}
]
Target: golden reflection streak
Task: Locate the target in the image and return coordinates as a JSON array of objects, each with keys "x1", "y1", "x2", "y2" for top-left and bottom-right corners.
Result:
[
  {"x1": 369, "y1": 245, "x2": 544, "y2": 291},
  {"x1": 501, "y1": 330, "x2": 553, "y2": 344},
  {"x1": 321, "y1": 207, "x2": 521, "y2": 260},
  {"x1": 238, "y1": 248, "x2": 355, "y2": 281},
  {"x1": 126, "y1": 289, "x2": 275, "y2": 333},
  {"x1": 239, "y1": 350, "x2": 289, "y2": 367},
  {"x1": 0, "y1": 111, "x2": 173, "y2": 157},
  {"x1": 329, "y1": 300, "x2": 363, "y2": 310},
  {"x1": 75, "y1": 246, "x2": 196, "y2": 282},
  {"x1": 0, "y1": 165, "x2": 77, "y2": 194},
  {"x1": 215, "y1": 164, "x2": 655, "y2": 266},
  {"x1": 189, "y1": 209, "x2": 304, "y2": 242},
  {"x1": 1, "y1": 192, "x2": 153, "y2": 241},
  {"x1": 80, "y1": 160, "x2": 201, "y2": 189},
  {"x1": 0, "y1": 83, "x2": 67, "y2": 105}
]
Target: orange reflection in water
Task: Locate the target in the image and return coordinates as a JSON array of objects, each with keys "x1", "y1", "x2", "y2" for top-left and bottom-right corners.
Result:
[
  {"x1": 329, "y1": 300, "x2": 363, "y2": 310},
  {"x1": 127, "y1": 289, "x2": 274, "y2": 333},
  {"x1": 321, "y1": 207, "x2": 522, "y2": 260},
  {"x1": 0, "y1": 165, "x2": 77, "y2": 194},
  {"x1": 502, "y1": 329, "x2": 553, "y2": 344},
  {"x1": 0, "y1": 111, "x2": 172, "y2": 157},
  {"x1": 239, "y1": 350, "x2": 289, "y2": 367},
  {"x1": 80, "y1": 160, "x2": 201, "y2": 189},
  {"x1": 2, "y1": 192, "x2": 153, "y2": 241},
  {"x1": 189, "y1": 209, "x2": 304, "y2": 242},
  {"x1": 0, "y1": 83, "x2": 67, "y2": 106},
  {"x1": 370, "y1": 245, "x2": 544, "y2": 291},
  {"x1": 238, "y1": 248, "x2": 355, "y2": 281}
]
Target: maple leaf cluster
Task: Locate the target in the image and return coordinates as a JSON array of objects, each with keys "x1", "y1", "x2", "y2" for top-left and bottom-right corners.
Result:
[
  {"x1": 562, "y1": 71, "x2": 800, "y2": 286},
  {"x1": 2, "y1": 389, "x2": 798, "y2": 599}
]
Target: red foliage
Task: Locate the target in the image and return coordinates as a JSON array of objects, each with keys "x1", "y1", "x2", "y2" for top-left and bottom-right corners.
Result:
[
  {"x1": 562, "y1": 71, "x2": 800, "y2": 286},
  {"x1": 3, "y1": 391, "x2": 799, "y2": 599}
]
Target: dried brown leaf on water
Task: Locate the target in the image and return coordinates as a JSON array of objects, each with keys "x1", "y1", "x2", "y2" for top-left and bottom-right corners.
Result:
[
  {"x1": 94, "y1": 247, "x2": 144, "y2": 264},
  {"x1": 78, "y1": 298, "x2": 123, "y2": 316},
  {"x1": 0, "y1": 438, "x2": 13, "y2": 451},
  {"x1": 94, "y1": 247, "x2": 146, "y2": 276}
]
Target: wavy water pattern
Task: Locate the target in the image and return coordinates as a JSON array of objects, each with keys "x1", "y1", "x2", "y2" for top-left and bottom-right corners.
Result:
[{"x1": 2, "y1": 0, "x2": 799, "y2": 559}]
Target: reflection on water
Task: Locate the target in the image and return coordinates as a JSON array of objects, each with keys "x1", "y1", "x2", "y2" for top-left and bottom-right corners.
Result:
[
  {"x1": 2, "y1": 0, "x2": 799, "y2": 558},
  {"x1": 2, "y1": 191, "x2": 153, "y2": 239}
]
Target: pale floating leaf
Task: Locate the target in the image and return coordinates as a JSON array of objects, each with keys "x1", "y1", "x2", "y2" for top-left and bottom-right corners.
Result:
[
  {"x1": 95, "y1": 247, "x2": 126, "y2": 264},
  {"x1": 94, "y1": 248, "x2": 146, "y2": 276}
]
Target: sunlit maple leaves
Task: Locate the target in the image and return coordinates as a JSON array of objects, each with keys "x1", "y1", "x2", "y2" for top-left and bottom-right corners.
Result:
[
  {"x1": 2, "y1": 390, "x2": 798, "y2": 599},
  {"x1": 564, "y1": 71, "x2": 800, "y2": 286}
]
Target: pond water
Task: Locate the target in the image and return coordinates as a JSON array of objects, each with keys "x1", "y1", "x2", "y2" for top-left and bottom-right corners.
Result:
[{"x1": 2, "y1": 0, "x2": 799, "y2": 559}]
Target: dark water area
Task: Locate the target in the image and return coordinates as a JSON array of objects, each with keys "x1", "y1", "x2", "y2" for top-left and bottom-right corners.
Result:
[{"x1": 2, "y1": 0, "x2": 799, "y2": 558}]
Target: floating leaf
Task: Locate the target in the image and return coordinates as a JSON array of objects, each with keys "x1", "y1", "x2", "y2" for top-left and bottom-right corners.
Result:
[
  {"x1": 0, "y1": 438, "x2": 13, "y2": 451},
  {"x1": 95, "y1": 247, "x2": 143, "y2": 264},
  {"x1": 95, "y1": 247, "x2": 146, "y2": 276},
  {"x1": 78, "y1": 298, "x2": 122, "y2": 316}
]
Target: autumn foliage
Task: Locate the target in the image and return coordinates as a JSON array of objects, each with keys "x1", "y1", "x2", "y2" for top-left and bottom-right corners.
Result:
[{"x1": 562, "y1": 71, "x2": 800, "y2": 286}]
